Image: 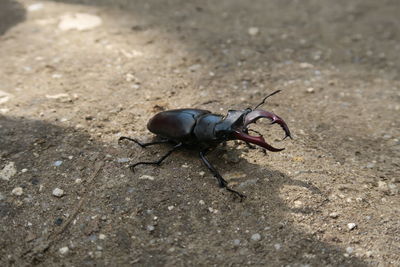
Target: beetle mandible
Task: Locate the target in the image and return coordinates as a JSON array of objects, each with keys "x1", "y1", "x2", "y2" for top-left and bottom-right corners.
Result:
[{"x1": 119, "y1": 90, "x2": 291, "y2": 200}]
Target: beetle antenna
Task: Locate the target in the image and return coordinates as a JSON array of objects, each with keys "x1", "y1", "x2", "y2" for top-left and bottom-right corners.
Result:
[{"x1": 253, "y1": 90, "x2": 281, "y2": 110}]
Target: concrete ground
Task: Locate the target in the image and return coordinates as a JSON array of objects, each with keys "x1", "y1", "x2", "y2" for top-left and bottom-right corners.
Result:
[{"x1": 0, "y1": 0, "x2": 399, "y2": 266}]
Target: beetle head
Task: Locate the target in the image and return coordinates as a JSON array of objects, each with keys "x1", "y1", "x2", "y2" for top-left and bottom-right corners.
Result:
[{"x1": 215, "y1": 108, "x2": 291, "y2": 152}]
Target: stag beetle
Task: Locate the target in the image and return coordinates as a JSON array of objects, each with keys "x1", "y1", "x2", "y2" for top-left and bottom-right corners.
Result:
[{"x1": 119, "y1": 90, "x2": 291, "y2": 199}]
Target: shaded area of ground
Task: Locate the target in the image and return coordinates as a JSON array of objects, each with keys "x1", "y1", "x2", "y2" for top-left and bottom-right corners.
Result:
[
  {"x1": 0, "y1": 0, "x2": 25, "y2": 35},
  {"x1": 0, "y1": 116, "x2": 366, "y2": 266}
]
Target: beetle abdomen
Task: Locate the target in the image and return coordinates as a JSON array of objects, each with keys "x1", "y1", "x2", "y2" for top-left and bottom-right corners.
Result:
[{"x1": 147, "y1": 109, "x2": 210, "y2": 141}]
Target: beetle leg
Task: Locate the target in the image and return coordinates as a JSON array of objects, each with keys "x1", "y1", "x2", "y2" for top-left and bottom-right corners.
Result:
[
  {"x1": 199, "y1": 150, "x2": 246, "y2": 200},
  {"x1": 243, "y1": 129, "x2": 256, "y2": 149},
  {"x1": 247, "y1": 129, "x2": 267, "y2": 154},
  {"x1": 129, "y1": 143, "x2": 182, "y2": 171},
  {"x1": 245, "y1": 142, "x2": 255, "y2": 149},
  {"x1": 244, "y1": 129, "x2": 267, "y2": 152},
  {"x1": 248, "y1": 128, "x2": 263, "y2": 136},
  {"x1": 119, "y1": 136, "x2": 170, "y2": 148}
]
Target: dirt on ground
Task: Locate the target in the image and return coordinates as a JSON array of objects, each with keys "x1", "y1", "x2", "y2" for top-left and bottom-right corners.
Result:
[{"x1": 0, "y1": 0, "x2": 399, "y2": 266}]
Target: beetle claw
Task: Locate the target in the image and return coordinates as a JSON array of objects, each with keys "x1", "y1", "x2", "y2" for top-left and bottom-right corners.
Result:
[
  {"x1": 221, "y1": 180, "x2": 246, "y2": 200},
  {"x1": 236, "y1": 109, "x2": 291, "y2": 151},
  {"x1": 244, "y1": 109, "x2": 291, "y2": 139},
  {"x1": 282, "y1": 134, "x2": 292, "y2": 140},
  {"x1": 225, "y1": 186, "x2": 247, "y2": 200}
]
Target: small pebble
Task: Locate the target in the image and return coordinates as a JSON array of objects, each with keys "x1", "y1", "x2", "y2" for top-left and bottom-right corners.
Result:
[
  {"x1": 11, "y1": 187, "x2": 23, "y2": 196},
  {"x1": 54, "y1": 218, "x2": 63, "y2": 225},
  {"x1": 251, "y1": 233, "x2": 261, "y2": 241},
  {"x1": 233, "y1": 239, "x2": 241, "y2": 246},
  {"x1": 139, "y1": 175, "x2": 155, "y2": 181},
  {"x1": 52, "y1": 188, "x2": 64, "y2": 197},
  {"x1": 293, "y1": 200, "x2": 303, "y2": 208},
  {"x1": 346, "y1": 247, "x2": 354, "y2": 254},
  {"x1": 75, "y1": 178, "x2": 82, "y2": 184},
  {"x1": 306, "y1": 87, "x2": 315, "y2": 93},
  {"x1": 59, "y1": 246, "x2": 69, "y2": 255},
  {"x1": 147, "y1": 225, "x2": 155, "y2": 232},
  {"x1": 53, "y1": 160, "x2": 63, "y2": 167},
  {"x1": 125, "y1": 73, "x2": 136, "y2": 82},
  {"x1": 117, "y1": 158, "x2": 129, "y2": 163},
  {"x1": 208, "y1": 207, "x2": 218, "y2": 214},
  {"x1": 377, "y1": 181, "x2": 387, "y2": 189},
  {"x1": 199, "y1": 171, "x2": 205, "y2": 176},
  {"x1": 28, "y1": 3, "x2": 44, "y2": 12},
  {"x1": 329, "y1": 212, "x2": 339, "y2": 218},
  {"x1": 199, "y1": 200, "x2": 205, "y2": 205},
  {"x1": 188, "y1": 64, "x2": 201, "y2": 72},
  {"x1": 46, "y1": 93, "x2": 69, "y2": 99},
  {"x1": 299, "y1": 62, "x2": 314, "y2": 69},
  {"x1": 248, "y1": 27, "x2": 259, "y2": 36},
  {"x1": 0, "y1": 90, "x2": 12, "y2": 104},
  {"x1": 274, "y1": 243, "x2": 281, "y2": 250},
  {"x1": 347, "y1": 223, "x2": 357, "y2": 230},
  {"x1": 99, "y1": 234, "x2": 106, "y2": 240},
  {"x1": 0, "y1": 162, "x2": 17, "y2": 181},
  {"x1": 59, "y1": 13, "x2": 102, "y2": 31},
  {"x1": 366, "y1": 162, "x2": 375, "y2": 168},
  {"x1": 21, "y1": 168, "x2": 28, "y2": 173},
  {"x1": 168, "y1": 205, "x2": 174, "y2": 211}
]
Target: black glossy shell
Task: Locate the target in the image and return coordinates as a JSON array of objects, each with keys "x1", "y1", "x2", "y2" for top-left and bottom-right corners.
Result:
[
  {"x1": 147, "y1": 109, "x2": 211, "y2": 142},
  {"x1": 193, "y1": 113, "x2": 224, "y2": 141}
]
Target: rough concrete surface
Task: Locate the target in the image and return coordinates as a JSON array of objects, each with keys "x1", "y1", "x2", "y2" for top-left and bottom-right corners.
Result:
[{"x1": 0, "y1": 0, "x2": 399, "y2": 266}]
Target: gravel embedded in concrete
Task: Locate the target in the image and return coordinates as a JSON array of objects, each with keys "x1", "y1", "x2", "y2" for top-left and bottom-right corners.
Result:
[
  {"x1": 347, "y1": 223, "x2": 357, "y2": 230},
  {"x1": 11, "y1": 187, "x2": 23, "y2": 196},
  {"x1": 251, "y1": 233, "x2": 261, "y2": 241},
  {"x1": 52, "y1": 188, "x2": 64, "y2": 197}
]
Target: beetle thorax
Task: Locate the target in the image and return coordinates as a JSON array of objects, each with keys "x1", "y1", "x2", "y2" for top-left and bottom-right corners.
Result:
[{"x1": 214, "y1": 109, "x2": 251, "y2": 140}]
